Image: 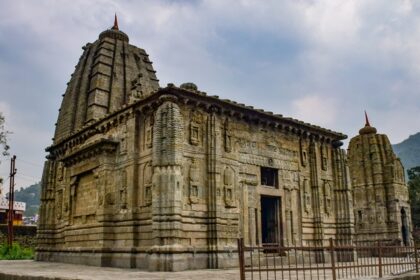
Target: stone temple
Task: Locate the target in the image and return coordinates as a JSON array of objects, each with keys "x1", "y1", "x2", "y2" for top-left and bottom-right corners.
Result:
[
  {"x1": 36, "y1": 18, "x2": 412, "y2": 271},
  {"x1": 348, "y1": 113, "x2": 411, "y2": 245}
]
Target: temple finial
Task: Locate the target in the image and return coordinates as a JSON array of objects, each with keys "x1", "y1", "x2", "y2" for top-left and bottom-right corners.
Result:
[
  {"x1": 364, "y1": 110, "x2": 370, "y2": 127},
  {"x1": 112, "y1": 13, "x2": 119, "y2": 30}
]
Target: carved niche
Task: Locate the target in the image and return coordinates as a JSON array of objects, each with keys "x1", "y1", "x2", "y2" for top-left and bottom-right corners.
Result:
[
  {"x1": 356, "y1": 209, "x2": 364, "y2": 228},
  {"x1": 302, "y1": 178, "x2": 311, "y2": 213},
  {"x1": 119, "y1": 169, "x2": 128, "y2": 209},
  {"x1": 69, "y1": 176, "x2": 77, "y2": 223},
  {"x1": 189, "y1": 110, "x2": 203, "y2": 146},
  {"x1": 369, "y1": 208, "x2": 376, "y2": 224},
  {"x1": 120, "y1": 125, "x2": 128, "y2": 154},
  {"x1": 130, "y1": 73, "x2": 144, "y2": 101},
  {"x1": 321, "y1": 144, "x2": 328, "y2": 171},
  {"x1": 145, "y1": 115, "x2": 154, "y2": 149},
  {"x1": 323, "y1": 180, "x2": 332, "y2": 215},
  {"x1": 95, "y1": 170, "x2": 105, "y2": 207},
  {"x1": 376, "y1": 207, "x2": 385, "y2": 224},
  {"x1": 56, "y1": 190, "x2": 63, "y2": 220},
  {"x1": 224, "y1": 166, "x2": 236, "y2": 208},
  {"x1": 57, "y1": 162, "x2": 64, "y2": 181},
  {"x1": 188, "y1": 159, "x2": 200, "y2": 204},
  {"x1": 143, "y1": 162, "x2": 153, "y2": 206},
  {"x1": 299, "y1": 138, "x2": 308, "y2": 167},
  {"x1": 285, "y1": 187, "x2": 292, "y2": 209},
  {"x1": 71, "y1": 172, "x2": 98, "y2": 224},
  {"x1": 224, "y1": 118, "x2": 232, "y2": 152}
]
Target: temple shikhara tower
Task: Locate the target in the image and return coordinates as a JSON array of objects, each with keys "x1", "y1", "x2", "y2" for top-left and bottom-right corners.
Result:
[
  {"x1": 36, "y1": 18, "x2": 412, "y2": 271},
  {"x1": 348, "y1": 113, "x2": 411, "y2": 245}
]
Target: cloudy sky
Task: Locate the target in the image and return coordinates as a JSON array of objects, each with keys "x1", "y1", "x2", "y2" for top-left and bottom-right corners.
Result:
[{"x1": 0, "y1": 0, "x2": 420, "y2": 192}]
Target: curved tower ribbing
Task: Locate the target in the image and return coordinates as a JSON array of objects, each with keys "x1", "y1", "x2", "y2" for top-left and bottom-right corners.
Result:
[
  {"x1": 348, "y1": 113, "x2": 412, "y2": 245},
  {"x1": 54, "y1": 21, "x2": 159, "y2": 143}
]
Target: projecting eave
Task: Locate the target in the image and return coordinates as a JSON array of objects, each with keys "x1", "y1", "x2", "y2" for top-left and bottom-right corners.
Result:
[{"x1": 161, "y1": 85, "x2": 347, "y2": 143}]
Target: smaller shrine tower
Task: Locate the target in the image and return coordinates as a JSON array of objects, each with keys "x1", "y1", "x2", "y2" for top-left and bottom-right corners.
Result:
[{"x1": 348, "y1": 113, "x2": 412, "y2": 245}]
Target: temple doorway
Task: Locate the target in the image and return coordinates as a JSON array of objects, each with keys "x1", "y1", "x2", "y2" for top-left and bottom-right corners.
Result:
[
  {"x1": 401, "y1": 208, "x2": 409, "y2": 246},
  {"x1": 261, "y1": 196, "x2": 282, "y2": 244}
]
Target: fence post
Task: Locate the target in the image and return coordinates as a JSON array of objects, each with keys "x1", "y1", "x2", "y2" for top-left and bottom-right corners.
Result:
[
  {"x1": 330, "y1": 238, "x2": 336, "y2": 280},
  {"x1": 238, "y1": 238, "x2": 245, "y2": 280},
  {"x1": 415, "y1": 243, "x2": 419, "y2": 273},
  {"x1": 378, "y1": 241, "x2": 383, "y2": 278}
]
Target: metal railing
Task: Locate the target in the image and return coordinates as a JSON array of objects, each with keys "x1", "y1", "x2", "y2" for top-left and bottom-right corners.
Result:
[{"x1": 237, "y1": 238, "x2": 419, "y2": 280}]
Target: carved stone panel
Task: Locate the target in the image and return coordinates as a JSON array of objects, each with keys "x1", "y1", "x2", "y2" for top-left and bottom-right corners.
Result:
[
  {"x1": 321, "y1": 144, "x2": 328, "y2": 171},
  {"x1": 188, "y1": 159, "x2": 200, "y2": 204},
  {"x1": 57, "y1": 162, "x2": 64, "y2": 181},
  {"x1": 299, "y1": 138, "x2": 308, "y2": 167},
  {"x1": 119, "y1": 169, "x2": 128, "y2": 209},
  {"x1": 302, "y1": 178, "x2": 311, "y2": 213},
  {"x1": 56, "y1": 190, "x2": 63, "y2": 220},
  {"x1": 145, "y1": 115, "x2": 154, "y2": 149},
  {"x1": 224, "y1": 166, "x2": 236, "y2": 208},
  {"x1": 143, "y1": 162, "x2": 153, "y2": 206},
  {"x1": 323, "y1": 180, "x2": 332, "y2": 215},
  {"x1": 189, "y1": 110, "x2": 203, "y2": 146},
  {"x1": 73, "y1": 172, "x2": 97, "y2": 224},
  {"x1": 224, "y1": 118, "x2": 232, "y2": 153}
]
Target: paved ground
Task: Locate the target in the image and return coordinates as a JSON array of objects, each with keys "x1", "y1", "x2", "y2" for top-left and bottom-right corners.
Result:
[
  {"x1": 0, "y1": 260, "x2": 419, "y2": 280},
  {"x1": 0, "y1": 260, "x2": 240, "y2": 280}
]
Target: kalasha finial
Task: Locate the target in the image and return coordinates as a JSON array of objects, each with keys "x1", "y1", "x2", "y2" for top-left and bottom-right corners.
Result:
[
  {"x1": 112, "y1": 13, "x2": 119, "y2": 30},
  {"x1": 359, "y1": 110, "x2": 377, "y2": 135},
  {"x1": 364, "y1": 110, "x2": 370, "y2": 127}
]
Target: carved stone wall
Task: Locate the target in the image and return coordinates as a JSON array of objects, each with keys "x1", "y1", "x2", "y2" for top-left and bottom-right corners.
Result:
[
  {"x1": 37, "y1": 86, "x2": 356, "y2": 270},
  {"x1": 37, "y1": 22, "x2": 369, "y2": 272},
  {"x1": 348, "y1": 121, "x2": 412, "y2": 245}
]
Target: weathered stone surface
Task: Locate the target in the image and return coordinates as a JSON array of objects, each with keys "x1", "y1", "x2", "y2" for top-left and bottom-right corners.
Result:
[
  {"x1": 348, "y1": 116, "x2": 412, "y2": 245},
  {"x1": 37, "y1": 22, "x2": 410, "y2": 272},
  {"x1": 53, "y1": 26, "x2": 159, "y2": 143}
]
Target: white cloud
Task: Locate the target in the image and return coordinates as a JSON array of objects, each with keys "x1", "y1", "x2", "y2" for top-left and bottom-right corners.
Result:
[
  {"x1": 0, "y1": 102, "x2": 11, "y2": 120},
  {"x1": 292, "y1": 95, "x2": 338, "y2": 127}
]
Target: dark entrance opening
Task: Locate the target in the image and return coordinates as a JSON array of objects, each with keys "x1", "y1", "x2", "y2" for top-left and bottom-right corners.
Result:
[
  {"x1": 401, "y1": 208, "x2": 409, "y2": 246},
  {"x1": 261, "y1": 167, "x2": 278, "y2": 188},
  {"x1": 261, "y1": 196, "x2": 281, "y2": 244}
]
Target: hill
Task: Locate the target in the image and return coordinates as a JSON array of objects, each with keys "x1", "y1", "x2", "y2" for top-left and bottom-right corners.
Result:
[
  {"x1": 393, "y1": 132, "x2": 420, "y2": 174},
  {"x1": 13, "y1": 182, "x2": 40, "y2": 217}
]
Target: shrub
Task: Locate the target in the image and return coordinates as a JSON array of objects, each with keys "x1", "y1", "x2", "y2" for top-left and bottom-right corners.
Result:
[{"x1": 0, "y1": 243, "x2": 34, "y2": 260}]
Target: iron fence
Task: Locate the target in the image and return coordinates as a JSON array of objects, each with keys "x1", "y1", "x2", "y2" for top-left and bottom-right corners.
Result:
[{"x1": 237, "y1": 238, "x2": 419, "y2": 280}]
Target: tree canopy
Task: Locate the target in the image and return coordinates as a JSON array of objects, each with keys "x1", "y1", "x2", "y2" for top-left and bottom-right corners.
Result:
[
  {"x1": 408, "y1": 166, "x2": 420, "y2": 241},
  {"x1": 0, "y1": 112, "x2": 10, "y2": 158},
  {"x1": 0, "y1": 112, "x2": 10, "y2": 184}
]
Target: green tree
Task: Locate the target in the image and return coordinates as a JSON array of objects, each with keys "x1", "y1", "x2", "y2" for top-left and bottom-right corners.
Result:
[
  {"x1": 0, "y1": 112, "x2": 10, "y2": 185},
  {"x1": 0, "y1": 112, "x2": 10, "y2": 156},
  {"x1": 408, "y1": 166, "x2": 420, "y2": 241}
]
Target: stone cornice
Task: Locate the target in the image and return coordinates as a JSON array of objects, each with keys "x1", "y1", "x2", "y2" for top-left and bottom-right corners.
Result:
[
  {"x1": 60, "y1": 138, "x2": 118, "y2": 167},
  {"x1": 47, "y1": 107, "x2": 135, "y2": 156},
  {"x1": 161, "y1": 85, "x2": 347, "y2": 143}
]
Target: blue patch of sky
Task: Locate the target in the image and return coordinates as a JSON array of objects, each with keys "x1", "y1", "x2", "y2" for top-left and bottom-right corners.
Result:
[
  {"x1": 207, "y1": 27, "x2": 304, "y2": 68},
  {"x1": 204, "y1": 26, "x2": 305, "y2": 99}
]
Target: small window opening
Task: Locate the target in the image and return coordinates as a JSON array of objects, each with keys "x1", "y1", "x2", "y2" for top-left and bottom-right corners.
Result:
[
  {"x1": 261, "y1": 167, "x2": 278, "y2": 188},
  {"x1": 358, "y1": 210, "x2": 363, "y2": 222}
]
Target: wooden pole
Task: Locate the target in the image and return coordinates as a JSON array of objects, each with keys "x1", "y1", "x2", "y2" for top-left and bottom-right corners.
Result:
[
  {"x1": 415, "y1": 243, "x2": 419, "y2": 273},
  {"x1": 378, "y1": 241, "x2": 382, "y2": 278},
  {"x1": 7, "y1": 155, "x2": 16, "y2": 247},
  {"x1": 238, "y1": 238, "x2": 245, "y2": 280},
  {"x1": 330, "y1": 238, "x2": 337, "y2": 280}
]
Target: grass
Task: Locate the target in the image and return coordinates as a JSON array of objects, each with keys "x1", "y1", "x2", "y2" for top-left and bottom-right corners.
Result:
[{"x1": 0, "y1": 243, "x2": 34, "y2": 260}]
